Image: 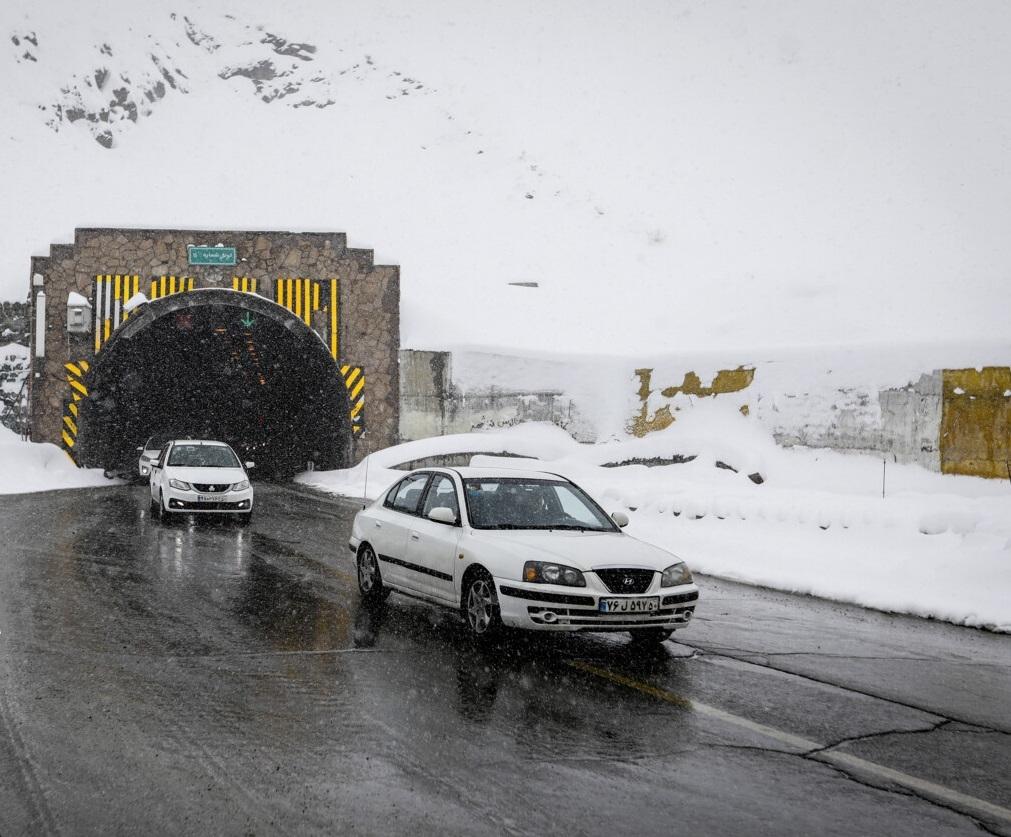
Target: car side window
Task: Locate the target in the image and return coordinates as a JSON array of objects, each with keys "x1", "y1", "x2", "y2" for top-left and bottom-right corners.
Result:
[
  {"x1": 388, "y1": 473, "x2": 430, "y2": 515},
  {"x1": 422, "y1": 475, "x2": 460, "y2": 521}
]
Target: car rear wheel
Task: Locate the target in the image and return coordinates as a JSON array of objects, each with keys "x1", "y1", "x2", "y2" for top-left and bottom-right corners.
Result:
[
  {"x1": 629, "y1": 628, "x2": 673, "y2": 645},
  {"x1": 357, "y1": 545, "x2": 388, "y2": 605},
  {"x1": 463, "y1": 571, "x2": 502, "y2": 639}
]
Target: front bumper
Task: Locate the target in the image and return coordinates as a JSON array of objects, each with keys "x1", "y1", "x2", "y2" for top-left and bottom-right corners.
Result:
[
  {"x1": 494, "y1": 578, "x2": 699, "y2": 632},
  {"x1": 163, "y1": 486, "x2": 253, "y2": 514}
]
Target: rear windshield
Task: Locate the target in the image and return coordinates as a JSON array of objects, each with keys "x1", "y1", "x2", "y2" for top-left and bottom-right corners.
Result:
[
  {"x1": 167, "y1": 444, "x2": 240, "y2": 468},
  {"x1": 463, "y1": 478, "x2": 617, "y2": 531}
]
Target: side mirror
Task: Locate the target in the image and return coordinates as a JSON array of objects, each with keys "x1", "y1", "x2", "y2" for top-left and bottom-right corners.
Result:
[
  {"x1": 245, "y1": 461, "x2": 255, "y2": 469},
  {"x1": 428, "y1": 507, "x2": 457, "y2": 525},
  {"x1": 137, "y1": 446, "x2": 144, "y2": 452},
  {"x1": 611, "y1": 511, "x2": 630, "y2": 528}
]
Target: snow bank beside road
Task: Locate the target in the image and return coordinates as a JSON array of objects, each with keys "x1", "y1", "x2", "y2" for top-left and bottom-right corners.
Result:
[
  {"x1": 297, "y1": 420, "x2": 1011, "y2": 632},
  {"x1": 0, "y1": 426, "x2": 117, "y2": 494}
]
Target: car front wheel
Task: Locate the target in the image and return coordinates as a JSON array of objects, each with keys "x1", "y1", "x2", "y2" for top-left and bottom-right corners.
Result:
[
  {"x1": 357, "y1": 545, "x2": 388, "y2": 605},
  {"x1": 463, "y1": 571, "x2": 502, "y2": 639}
]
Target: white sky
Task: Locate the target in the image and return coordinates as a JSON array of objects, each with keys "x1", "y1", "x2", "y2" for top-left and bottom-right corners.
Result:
[{"x1": 2, "y1": 0, "x2": 1010, "y2": 355}]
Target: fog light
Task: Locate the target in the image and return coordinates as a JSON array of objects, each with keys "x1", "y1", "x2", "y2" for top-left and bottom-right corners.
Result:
[
  {"x1": 237, "y1": 500, "x2": 249, "y2": 509},
  {"x1": 169, "y1": 499, "x2": 184, "y2": 508}
]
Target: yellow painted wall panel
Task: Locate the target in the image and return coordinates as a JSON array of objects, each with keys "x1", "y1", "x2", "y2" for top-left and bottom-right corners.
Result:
[{"x1": 940, "y1": 367, "x2": 1011, "y2": 479}]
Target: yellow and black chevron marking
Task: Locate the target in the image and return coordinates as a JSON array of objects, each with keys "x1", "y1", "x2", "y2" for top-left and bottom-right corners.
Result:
[
  {"x1": 150, "y1": 275, "x2": 195, "y2": 301},
  {"x1": 232, "y1": 276, "x2": 258, "y2": 293},
  {"x1": 341, "y1": 364, "x2": 365, "y2": 435},
  {"x1": 61, "y1": 359, "x2": 90, "y2": 460},
  {"x1": 94, "y1": 275, "x2": 142, "y2": 353}
]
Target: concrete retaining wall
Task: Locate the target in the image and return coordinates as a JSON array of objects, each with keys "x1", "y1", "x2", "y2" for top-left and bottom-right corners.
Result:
[{"x1": 399, "y1": 347, "x2": 1010, "y2": 476}]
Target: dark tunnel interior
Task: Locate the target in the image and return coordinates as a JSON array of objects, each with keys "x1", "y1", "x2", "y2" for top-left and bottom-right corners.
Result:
[{"x1": 76, "y1": 302, "x2": 352, "y2": 477}]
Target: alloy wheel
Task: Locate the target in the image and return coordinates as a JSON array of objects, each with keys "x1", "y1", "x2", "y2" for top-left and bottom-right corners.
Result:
[{"x1": 466, "y1": 579, "x2": 495, "y2": 634}]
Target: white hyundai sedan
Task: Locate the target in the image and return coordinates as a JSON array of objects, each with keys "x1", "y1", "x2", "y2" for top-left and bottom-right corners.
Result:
[
  {"x1": 149, "y1": 440, "x2": 254, "y2": 523},
  {"x1": 349, "y1": 467, "x2": 699, "y2": 643}
]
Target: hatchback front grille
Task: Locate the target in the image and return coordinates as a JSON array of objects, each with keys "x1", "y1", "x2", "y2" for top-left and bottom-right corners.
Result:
[
  {"x1": 595, "y1": 568, "x2": 655, "y2": 594},
  {"x1": 193, "y1": 483, "x2": 229, "y2": 493}
]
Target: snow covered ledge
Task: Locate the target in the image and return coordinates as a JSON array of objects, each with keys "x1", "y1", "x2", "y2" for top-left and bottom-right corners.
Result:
[
  {"x1": 298, "y1": 422, "x2": 1011, "y2": 633},
  {"x1": 0, "y1": 425, "x2": 119, "y2": 494}
]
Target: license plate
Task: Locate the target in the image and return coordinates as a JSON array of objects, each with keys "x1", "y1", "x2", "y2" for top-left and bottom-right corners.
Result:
[
  {"x1": 197, "y1": 495, "x2": 217, "y2": 503},
  {"x1": 598, "y1": 597, "x2": 659, "y2": 613}
]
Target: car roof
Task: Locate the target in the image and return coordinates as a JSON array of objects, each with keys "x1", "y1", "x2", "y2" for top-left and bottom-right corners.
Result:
[
  {"x1": 169, "y1": 439, "x2": 231, "y2": 447},
  {"x1": 436, "y1": 466, "x2": 568, "y2": 482}
]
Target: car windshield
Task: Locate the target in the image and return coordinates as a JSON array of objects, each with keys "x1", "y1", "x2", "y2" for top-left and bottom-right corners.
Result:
[
  {"x1": 463, "y1": 478, "x2": 617, "y2": 531},
  {"x1": 167, "y1": 444, "x2": 240, "y2": 468}
]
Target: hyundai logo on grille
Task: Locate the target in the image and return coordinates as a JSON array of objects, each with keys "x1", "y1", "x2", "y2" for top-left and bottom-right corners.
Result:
[{"x1": 623, "y1": 576, "x2": 636, "y2": 587}]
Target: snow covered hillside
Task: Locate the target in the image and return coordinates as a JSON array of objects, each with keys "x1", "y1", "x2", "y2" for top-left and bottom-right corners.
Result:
[{"x1": 4, "y1": 0, "x2": 1011, "y2": 355}]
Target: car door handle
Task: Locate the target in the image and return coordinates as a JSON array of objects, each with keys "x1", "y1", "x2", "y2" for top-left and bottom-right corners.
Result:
[
  {"x1": 410, "y1": 532, "x2": 420, "y2": 541},
  {"x1": 374, "y1": 521, "x2": 382, "y2": 528}
]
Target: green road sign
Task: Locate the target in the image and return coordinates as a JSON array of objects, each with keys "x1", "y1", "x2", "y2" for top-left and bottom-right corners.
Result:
[
  {"x1": 188, "y1": 245, "x2": 237, "y2": 266},
  {"x1": 240, "y1": 312, "x2": 255, "y2": 328}
]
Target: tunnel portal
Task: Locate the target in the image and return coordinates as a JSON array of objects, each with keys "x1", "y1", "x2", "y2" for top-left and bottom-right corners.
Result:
[{"x1": 76, "y1": 290, "x2": 352, "y2": 477}]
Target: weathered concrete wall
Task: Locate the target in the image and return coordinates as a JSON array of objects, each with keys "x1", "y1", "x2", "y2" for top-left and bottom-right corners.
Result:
[
  {"x1": 760, "y1": 373, "x2": 942, "y2": 470},
  {"x1": 28, "y1": 228, "x2": 399, "y2": 462},
  {"x1": 399, "y1": 349, "x2": 593, "y2": 443},
  {"x1": 398, "y1": 347, "x2": 1009, "y2": 477}
]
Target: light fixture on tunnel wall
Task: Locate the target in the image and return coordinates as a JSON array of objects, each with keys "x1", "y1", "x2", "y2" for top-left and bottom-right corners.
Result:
[
  {"x1": 34, "y1": 288, "x2": 46, "y2": 359},
  {"x1": 66, "y1": 291, "x2": 93, "y2": 334}
]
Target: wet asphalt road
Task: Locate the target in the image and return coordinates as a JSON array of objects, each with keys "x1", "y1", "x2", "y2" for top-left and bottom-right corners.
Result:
[{"x1": 0, "y1": 485, "x2": 1009, "y2": 836}]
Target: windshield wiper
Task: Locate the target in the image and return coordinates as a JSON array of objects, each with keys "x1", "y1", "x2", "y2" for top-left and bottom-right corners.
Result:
[
  {"x1": 544, "y1": 525, "x2": 604, "y2": 532},
  {"x1": 483, "y1": 524, "x2": 536, "y2": 529}
]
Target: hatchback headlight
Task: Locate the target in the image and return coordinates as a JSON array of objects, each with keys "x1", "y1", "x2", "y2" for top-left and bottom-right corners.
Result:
[
  {"x1": 232, "y1": 480, "x2": 250, "y2": 491},
  {"x1": 169, "y1": 479, "x2": 192, "y2": 490},
  {"x1": 661, "y1": 562, "x2": 693, "y2": 587},
  {"x1": 523, "y1": 561, "x2": 586, "y2": 587}
]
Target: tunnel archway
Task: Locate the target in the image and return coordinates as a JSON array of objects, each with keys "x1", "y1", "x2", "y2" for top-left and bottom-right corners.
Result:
[{"x1": 76, "y1": 289, "x2": 352, "y2": 477}]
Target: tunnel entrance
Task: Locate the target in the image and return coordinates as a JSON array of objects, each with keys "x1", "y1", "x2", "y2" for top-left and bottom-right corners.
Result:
[{"x1": 76, "y1": 289, "x2": 352, "y2": 477}]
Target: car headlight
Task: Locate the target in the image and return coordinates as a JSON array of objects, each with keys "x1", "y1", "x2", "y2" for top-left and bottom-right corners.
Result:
[
  {"x1": 523, "y1": 561, "x2": 586, "y2": 587},
  {"x1": 661, "y1": 562, "x2": 693, "y2": 587},
  {"x1": 231, "y1": 480, "x2": 250, "y2": 491},
  {"x1": 169, "y1": 479, "x2": 192, "y2": 490}
]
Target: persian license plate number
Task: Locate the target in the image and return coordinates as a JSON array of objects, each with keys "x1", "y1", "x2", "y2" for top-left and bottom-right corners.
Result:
[
  {"x1": 197, "y1": 495, "x2": 217, "y2": 503},
  {"x1": 598, "y1": 597, "x2": 659, "y2": 613}
]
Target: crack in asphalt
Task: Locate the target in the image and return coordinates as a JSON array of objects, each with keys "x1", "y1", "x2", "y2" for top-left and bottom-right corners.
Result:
[
  {"x1": 806, "y1": 756, "x2": 1006, "y2": 837},
  {"x1": 672, "y1": 640, "x2": 1010, "y2": 735},
  {"x1": 803, "y1": 718, "x2": 955, "y2": 757}
]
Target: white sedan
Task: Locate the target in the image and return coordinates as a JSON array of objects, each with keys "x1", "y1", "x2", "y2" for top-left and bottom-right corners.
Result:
[
  {"x1": 149, "y1": 440, "x2": 254, "y2": 523},
  {"x1": 348, "y1": 467, "x2": 699, "y2": 643}
]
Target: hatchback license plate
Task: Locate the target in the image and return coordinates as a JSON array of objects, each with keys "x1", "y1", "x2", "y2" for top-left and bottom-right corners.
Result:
[
  {"x1": 598, "y1": 597, "x2": 659, "y2": 613},
  {"x1": 197, "y1": 495, "x2": 217, "y2": 503}
]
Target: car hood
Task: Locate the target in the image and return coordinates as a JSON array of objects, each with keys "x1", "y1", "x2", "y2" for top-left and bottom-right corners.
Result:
[
  {"x1": 167, "y1": 467, "x2": 247, "y2": 485},
  {"x1": 467, "y1": 529, "x2": 681, "y2": 571}
]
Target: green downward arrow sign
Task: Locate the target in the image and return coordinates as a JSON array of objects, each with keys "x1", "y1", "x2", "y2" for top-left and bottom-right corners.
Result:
[{"x1": 240, "y1": 312, "x2": 255, "y2": 328}]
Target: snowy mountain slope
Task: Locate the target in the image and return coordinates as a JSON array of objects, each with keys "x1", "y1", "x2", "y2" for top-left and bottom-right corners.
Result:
[{"x1": 3, "y1": 0, "x2": 1011, "y2": 356}]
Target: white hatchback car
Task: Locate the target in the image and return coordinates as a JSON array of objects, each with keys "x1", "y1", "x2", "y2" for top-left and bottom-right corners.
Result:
[
  {"x1": 149, "y1": 440, "x2": 254, "y2": 523},
  {"x1": 349, "y1": 467, "x2": 699, "y2": 643}
]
